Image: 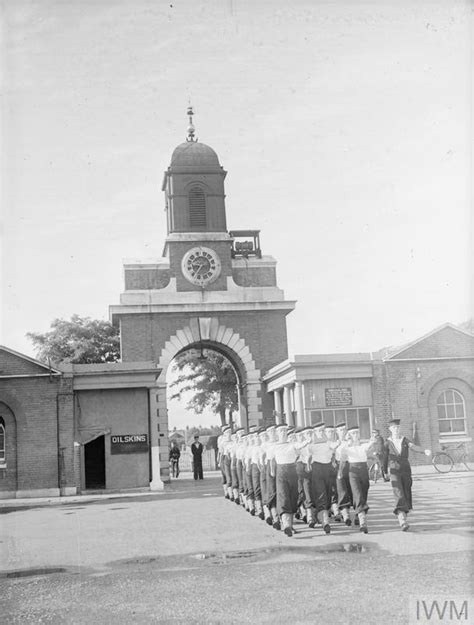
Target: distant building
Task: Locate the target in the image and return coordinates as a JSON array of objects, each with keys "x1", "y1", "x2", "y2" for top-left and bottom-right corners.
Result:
[{"x1": 263, "y1": 323, "x2": 474, "y2": 464}]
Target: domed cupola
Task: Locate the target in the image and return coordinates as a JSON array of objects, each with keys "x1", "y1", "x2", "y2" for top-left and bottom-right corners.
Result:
[
  {"x1": 162, "y1": 107, "x2": 227, "y2": 234},
  {"x1": 170, "y1": 142, "x2": 221, "y2": 170}
]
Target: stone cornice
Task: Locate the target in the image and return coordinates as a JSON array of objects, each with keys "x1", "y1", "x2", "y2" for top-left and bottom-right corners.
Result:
[{"x1": 110, "y1": 300, "x2": 296, "y2": 323}]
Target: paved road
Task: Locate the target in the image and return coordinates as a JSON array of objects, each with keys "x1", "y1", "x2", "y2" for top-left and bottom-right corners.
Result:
[{"x1": 1, "y1": 471, "x2": 473, "y2": 624}]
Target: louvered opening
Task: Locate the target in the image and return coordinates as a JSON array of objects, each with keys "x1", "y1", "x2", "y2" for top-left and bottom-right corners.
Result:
[{"x1": 189, "y1": 187, "x2": 207, "y2": 228}]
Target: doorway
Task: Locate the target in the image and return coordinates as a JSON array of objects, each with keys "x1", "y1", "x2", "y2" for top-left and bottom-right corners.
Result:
[{"x1": 84, "y1": 435, "x2": 106, "y2": 489}]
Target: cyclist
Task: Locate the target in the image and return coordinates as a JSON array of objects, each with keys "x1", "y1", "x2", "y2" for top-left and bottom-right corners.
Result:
[
  {"x1": 384, "y1": 418, "x2": 432, "y2": 531},
  {"x1": 169, "y1": 441, "x2": 181, "y2": 478},
  {"x1": 371, "y1": 429, "x2": 390, "y2": 482}
]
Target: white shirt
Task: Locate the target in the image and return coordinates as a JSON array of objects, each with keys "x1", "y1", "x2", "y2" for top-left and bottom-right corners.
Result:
[
  {"x1": 309, "y1": 441, "x2": 333, "y2": 464},
  {"x1": 236, "y1": 443, "x2": 246, "y2": 461},
  {"x1": 273, "y1": 442, "x2": 298, "y2": 465},
  {"x1": 244, "y1": 444, "x2": 254, "y2": 467},
  {"x1": 334, "y1": 440, "x2": 346, "y2": 462},
  {"x1": 298, "y1": 444, "x2": 311, "y2": 464},
  {"x1": 223, "y1": 440, "x2": 233, "y2": 456},
  {"x1": 251, "y1": 445, "x2": 264, "y2": 464},
  {"x1": 265, "y1": 442, "x2": 276, "y2": 464},
  {"x1": 341, "y1": 442, "x2": 372, "y2": 463}
]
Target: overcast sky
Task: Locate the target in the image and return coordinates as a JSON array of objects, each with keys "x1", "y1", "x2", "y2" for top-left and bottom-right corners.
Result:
[{"x1": 2, "y1": 0, "x2": 471, "y2": 388}]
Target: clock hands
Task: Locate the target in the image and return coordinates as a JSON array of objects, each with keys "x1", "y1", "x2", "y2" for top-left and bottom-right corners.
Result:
[{"x1": 191, "y1": 257, "x2": 210, "y2": 275}]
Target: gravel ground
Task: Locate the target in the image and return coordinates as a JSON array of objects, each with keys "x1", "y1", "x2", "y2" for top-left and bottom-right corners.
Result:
[{"x1": 1, "y1": 472, "x2": 473, "y2": 624}]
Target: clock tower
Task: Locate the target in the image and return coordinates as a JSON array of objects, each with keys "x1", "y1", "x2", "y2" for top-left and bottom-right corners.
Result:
[
  {"x1": 161, "y1": 108, "x2": 233, "y2": 292},
  {"x1": 110, "y1": 108, "x2": 295, "y2": 485}
]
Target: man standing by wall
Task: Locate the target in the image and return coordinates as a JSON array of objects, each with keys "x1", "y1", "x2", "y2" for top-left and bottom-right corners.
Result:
[{"x1": 191, "y1": 434, "x2": 204, "y2": 480}]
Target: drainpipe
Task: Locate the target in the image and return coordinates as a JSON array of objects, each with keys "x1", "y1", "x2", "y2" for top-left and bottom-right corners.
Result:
[{"x1": 56, "y1": 392, "x2": 61, "y2": 493}]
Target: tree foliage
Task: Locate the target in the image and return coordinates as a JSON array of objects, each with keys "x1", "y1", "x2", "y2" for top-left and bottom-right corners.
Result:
[
  {"x1": 459, "y1": 318, "x2": 474, "y2": 334},
  {"x1": 169, "y1": 349, "x2": 238, "y2": 425},
  {"x1": 27, "y1": 314, "x2": 120, "y2": 365}
]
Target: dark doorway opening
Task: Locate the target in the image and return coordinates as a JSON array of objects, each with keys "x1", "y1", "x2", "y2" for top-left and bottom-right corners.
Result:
[{"x1": 84, "y1": 435, "x2": 106, "y2": 489}]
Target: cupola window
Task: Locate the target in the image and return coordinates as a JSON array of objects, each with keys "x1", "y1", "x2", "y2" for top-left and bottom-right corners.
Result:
[{"x1": 188, "y1": 187, "x2": 207, "y2": 228}]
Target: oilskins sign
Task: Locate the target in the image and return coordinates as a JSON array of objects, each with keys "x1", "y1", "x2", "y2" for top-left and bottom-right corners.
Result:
[{"x1": 110, "y1": 434, "x2": 148, "y2": 454}]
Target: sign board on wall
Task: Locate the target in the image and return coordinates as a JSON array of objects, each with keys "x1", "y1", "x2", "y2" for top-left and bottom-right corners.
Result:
[
  {"x1": 111, "y1": 434, "x2": 148, "y2": 454},
  {"x1": 325, "y1": 388, "x2": 353, "y2": 407}
]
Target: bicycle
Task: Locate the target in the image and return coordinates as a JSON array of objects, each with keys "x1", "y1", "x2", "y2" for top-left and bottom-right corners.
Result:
[
  {"x1": 432, "y1": 442, "x2": 473, "y2": 474},
  {"x1": 368, "y1": 457, "x2": 383, "y2": 483}
]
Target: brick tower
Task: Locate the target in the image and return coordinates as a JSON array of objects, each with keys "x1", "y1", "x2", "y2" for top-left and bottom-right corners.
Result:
[{"x1": 110, "y1": 108, "x2": 295, "y2": 484}]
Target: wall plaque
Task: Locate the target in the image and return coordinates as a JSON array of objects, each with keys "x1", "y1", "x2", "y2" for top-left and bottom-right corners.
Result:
[
  {"x1": 325, "y1": 387, "x2": 352, "y2": 407},
  {"x1": 111, "y1": 434, "x2": 148, "y2": 454}
]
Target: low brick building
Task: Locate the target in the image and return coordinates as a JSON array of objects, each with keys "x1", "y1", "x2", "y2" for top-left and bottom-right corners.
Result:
[
  {"x1": 0, "y1": 347, "x2": 160, "y2": 499},
  {"x1": 1, "y1": 323, "x2": 472, "y2": 498},
  {"x1": 263, "y1": 324, "x2": 474, "y2": 464}
]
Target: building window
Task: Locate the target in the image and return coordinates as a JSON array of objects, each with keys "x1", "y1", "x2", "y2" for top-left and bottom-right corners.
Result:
[
  {"x1": 309, "y1": 407, "x2": 371, "y2": 439},
  {"x1": 188, "y1": 187, "x2": 207, "y2": 228},
  {"x1": 437, "y1": 389, "x2": 466, "y2": 435},
  {"x1": 0, "y1": 417, "x2": 5, "y2": 464}
]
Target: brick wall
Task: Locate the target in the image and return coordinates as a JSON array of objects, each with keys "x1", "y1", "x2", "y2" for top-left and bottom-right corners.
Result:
[
  {"x1": 0, "y1": 401, "x2": 17, "y2": 492},
  {"x1": 0, "y1": 377, "x2": 60, "y2": 492},
  {"x1": 124, "y1": 268, "x2": 171, "y2": 290},
  {"x1": 0, "y1": 350, "x2": 49, "y2": 376},
  {"x1": 120, "y1": 309, "x2": 290, "y2": 423},
  {"x1": 374, "y1": 358, "x2": 474, "y2": 464},
  {"x1": 57, "y1": 376, "x2": 75, "y2": 492},
  {"x1": 394, "y1": 327, "x2": 474, "y2": 360},
  {"x1": 121, "y1": 310, "x2": 289, "y2": 375},
  {"x1": 232, "y1": 266, "x2": 277, "y2": 287}
]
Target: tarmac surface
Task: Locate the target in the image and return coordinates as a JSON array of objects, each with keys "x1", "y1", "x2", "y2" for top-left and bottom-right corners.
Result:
[{"x1": 1, "y1": 469, "x2": 473, "y2": 624}]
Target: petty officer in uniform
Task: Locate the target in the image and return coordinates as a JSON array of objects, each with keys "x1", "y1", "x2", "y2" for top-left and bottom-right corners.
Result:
[
  {"x1": 271, "y1": 423, "x2": 300, "y2": 537},
  {"x1": 384, "y1": 418, "x2": 431, "y2": 531},
  {"x1": 309, "y1": 422, "x2": 335, "y2": 534},
  {"x1": 338, "y1": 425, "x2": 377, "y2": 533}
]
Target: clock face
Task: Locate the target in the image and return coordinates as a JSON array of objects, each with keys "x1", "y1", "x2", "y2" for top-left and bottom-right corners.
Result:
[{"x1": 181, "y1": 246, "x2": 222, "y2": 286}]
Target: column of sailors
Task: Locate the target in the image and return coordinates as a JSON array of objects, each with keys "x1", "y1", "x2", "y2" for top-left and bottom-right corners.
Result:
[{"x1": 217, "y1": 418, "x2": 430, "y2": 537}]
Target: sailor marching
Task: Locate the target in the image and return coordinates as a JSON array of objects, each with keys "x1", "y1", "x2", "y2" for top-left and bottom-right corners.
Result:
[{"x1": 216, "y1": 418, "x2": 428, "y2": 536}]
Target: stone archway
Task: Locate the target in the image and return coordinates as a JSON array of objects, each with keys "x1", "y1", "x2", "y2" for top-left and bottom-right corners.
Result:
[{"x1": 149, "y1": 317, "x2": 262, "y2": 487}]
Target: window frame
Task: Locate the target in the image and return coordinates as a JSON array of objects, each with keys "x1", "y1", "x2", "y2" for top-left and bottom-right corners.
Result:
[
  {"x1": 437, "y1": 389, "x2": 467, "y2": 437},
  {"x1": 308, "y1": 407, "x2": 372, "y2": 440}
]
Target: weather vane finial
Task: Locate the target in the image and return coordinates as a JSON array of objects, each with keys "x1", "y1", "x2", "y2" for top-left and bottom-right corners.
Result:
[{"x1": 186, "y1": 105, "x2": 197, "y2": 142}]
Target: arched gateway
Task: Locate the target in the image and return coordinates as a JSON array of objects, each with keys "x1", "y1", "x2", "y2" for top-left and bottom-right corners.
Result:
[{"x1": 110, "y1": 109, "x2": 295, "y2": 484}]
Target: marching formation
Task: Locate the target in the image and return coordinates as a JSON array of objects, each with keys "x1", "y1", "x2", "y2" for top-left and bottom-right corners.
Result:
[{"x1": 217, "y1": 419, "x2": 431, "y2": 537}]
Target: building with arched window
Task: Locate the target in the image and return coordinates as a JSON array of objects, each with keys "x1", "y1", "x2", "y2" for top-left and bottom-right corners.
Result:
[
  {"x1": 1, "y1": 324, "x2": 473, "y2": 499},
  {"x1": 264, "y1": 323, "x2": 474, "y2": 464}
]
